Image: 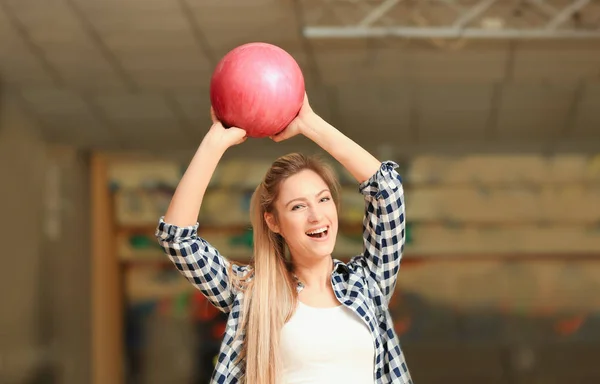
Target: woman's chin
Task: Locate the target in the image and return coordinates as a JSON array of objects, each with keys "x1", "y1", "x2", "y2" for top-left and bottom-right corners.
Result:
[{"x1": 311, "y1": 241, "x2": 337, "y2": 259}]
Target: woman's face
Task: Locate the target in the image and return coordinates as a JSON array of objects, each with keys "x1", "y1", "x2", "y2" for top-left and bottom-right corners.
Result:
[{"x1": 265, "y1": 169, "x2": 338, "y2": 261}]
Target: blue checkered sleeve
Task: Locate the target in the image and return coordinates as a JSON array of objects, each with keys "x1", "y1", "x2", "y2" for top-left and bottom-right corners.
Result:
[
  {"x1": 155, "y1": 217, "x2": 248, "y2": 313},
  {"x1": 351, "y1": 161, "x2": 406, "y2": 303}
]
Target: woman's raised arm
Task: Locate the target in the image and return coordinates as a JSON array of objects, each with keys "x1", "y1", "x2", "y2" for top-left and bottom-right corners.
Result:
[
  {"x1": 272, "y1": 96, "x2": 407, "y2": 302},
  {"x1": 155, "y1": 110, "x2": 248, "y2": 313}
]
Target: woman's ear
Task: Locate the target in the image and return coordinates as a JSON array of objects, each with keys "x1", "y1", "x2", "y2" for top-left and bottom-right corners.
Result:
[{"x1": 264, "y1": 212, "x2": 279, "y2": 233}]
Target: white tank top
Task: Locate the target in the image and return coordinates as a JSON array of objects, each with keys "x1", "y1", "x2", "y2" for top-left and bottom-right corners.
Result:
[{"x1": 279, "y1": 301, "x2": 375, "y2": 384}]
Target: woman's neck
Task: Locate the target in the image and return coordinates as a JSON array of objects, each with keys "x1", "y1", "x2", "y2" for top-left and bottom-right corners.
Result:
[{"x1": 292, "y1": 256, "x2": 334, "y2": 290}]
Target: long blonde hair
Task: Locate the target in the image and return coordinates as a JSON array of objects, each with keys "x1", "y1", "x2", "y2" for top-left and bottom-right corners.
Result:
[{"x1": 230, "y1": 152, "x2": 341, "y2": 384}]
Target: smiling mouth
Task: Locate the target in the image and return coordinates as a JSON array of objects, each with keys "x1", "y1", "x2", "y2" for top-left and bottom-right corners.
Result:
[{"x1": 306, "y1": 226, "x2": 329, "y2": 239}]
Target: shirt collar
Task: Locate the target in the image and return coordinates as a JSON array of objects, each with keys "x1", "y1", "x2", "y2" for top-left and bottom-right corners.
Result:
[
  {"x1": 293, "y1": 258, "x2": 350, "y2": 292},
  {"x1": 333, "y1": 258, "x2": 350, "y2": 275}
]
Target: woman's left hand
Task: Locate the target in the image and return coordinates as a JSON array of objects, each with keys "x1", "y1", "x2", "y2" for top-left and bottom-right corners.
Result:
[{"x1": 270, "y1": 93, "x2": 313, "y2": 142}]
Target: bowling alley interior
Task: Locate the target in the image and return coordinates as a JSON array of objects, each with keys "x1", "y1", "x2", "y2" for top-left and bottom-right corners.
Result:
[{"x1": 1, "y1": 1, "x2": 600, "y2": 383}]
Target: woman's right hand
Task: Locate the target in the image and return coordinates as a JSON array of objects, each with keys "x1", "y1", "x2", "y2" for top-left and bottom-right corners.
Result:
[{"x1": 206, "y1": 107, "x2": 248, "y2": 150}]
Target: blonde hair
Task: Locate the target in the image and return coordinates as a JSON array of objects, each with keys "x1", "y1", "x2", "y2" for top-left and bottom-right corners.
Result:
[{"x1": 230, "y1": 152, "x2": 341, "y2": 384}]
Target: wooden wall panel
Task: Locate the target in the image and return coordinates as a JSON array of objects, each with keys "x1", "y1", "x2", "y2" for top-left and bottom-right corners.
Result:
[
  {"x1": 407, "y1": 225, "x2": 600, "y2": 255},
  {"x1": 403, "y1": 154, "x2": 600, "y2": 255},
  {"x1": 407, "y1": 155, "x2": 600, "y2": 185},
  {"x1": 91, "y1": 153, "x2": 123, "y2": 384},
  {"x1": 405, "y1": 185, "x2": 600, "y2": 224}
]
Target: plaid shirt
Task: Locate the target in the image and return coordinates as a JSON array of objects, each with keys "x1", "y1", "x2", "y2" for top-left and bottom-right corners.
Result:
[{"x1": 155, "y1": 161, "x2": 413, "y2": 383}]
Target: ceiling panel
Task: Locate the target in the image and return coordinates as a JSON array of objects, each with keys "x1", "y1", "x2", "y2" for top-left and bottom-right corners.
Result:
[
  {"x1": 38, "y1": 42, "x2": 112, "y2": 69},
  {"x1": 86, "y1": 2, "x2": 212, "y2": 89},
  {"x1": 87, "y1": 5, "x2": 210, "y2": 67},
  {"x1": 113, "y1": 118, "x2": 193, "y2": 150},
  {"x1": 0, "y1": 2, "x2": 58, "y2": 86},
  {"x1": 0, "y1": 3, "x2": 12, "y2": 40},
  {"x1": 495, "y1": 83, "x2": 575, "y2": 139},
  {"x1": 19, "y1": 88, "x2": 91, "y2": 116},
  {"x1": 4, "y1": 0, "x2": 128, "y2": 90},
  {"x1": 416, "y1": 84, "x2": 493, "y2": 138},
  {"x1": 74, "y1": 0, "x2": 180, "y2": 14},
  {"x1": 42, "y1": 43, "x2": 127, "y2": 90},
  {"x1": 334, "y1": 82, "x2": 411, "y2": 141},
  {"x1": 88, "y1": 93, "x2": 191, "y2": 147},
  {"x1": 572, "y1": 82, "x2": 600, "y2": 138},
  {"x1": 419, "y1": 110, "x2": 490, "y2": 141},
  {"x1": 359, "y1": 39, "x2": 413, "y2": 83},
  {"x1": 129, "y1": 68, "x2": 211, "y2": 91},
  {"x1": 193, "y1": 4, "x2": 302, "y2": 53},
  {"x1": 310, "y1": 39, "x2": 372, "y2": 85},
  {"x1": 4, "y1": 0, "x2": 70, "y2": 19},
  {"x1": 93, "y1": 92, "x2": 176, "y2": 120},
  {"x1": 113, "y1": 117, "x2": 184, "y2": 133},
  {"x1": 572, "y1": 110, "x2": 600, "y2": 138},
  {"x1": 0, "y1": 40, "x2": 57, "y2": 87},
  {"x1": 186, "y1": 0, "x2": 279, "y2": 6},
  {"x1": 7, "y1": 0, "x2": 87, "y2": 44},
  {"x1": 15, "y1": 90, "x2": 118, "y2": 147},
  {"x1": 37, "y1": 116, "x2": 116, "y2": 148},
  {"x1": 311, "y1": 40, "x2": 509, "y2": 86},
  {"x1": 299, "y1": 0, "x2": 413, "y2": 26},
  {"x1": 51, "y1": 69, "x2": 127, "y2": 91},
  {"x1": 18, "y1": 19, "x2": 90, "y2": 47},
  {"x1": 171, "y1": 90, "x2": 210, "y2": 122},
  {"x1": 408, "y1": 42, "x2": 510, "y2": 84},
  {"x1": 99, "y1": 29, "x2": 203, "y2": 53},
  {"x1": 417, "y1": 84, "x2": 493, "y2": 110},
  {"x1": 512, "y1": 41, "x2": 600, "y2": 83},
  {"x1": 312, "y1": 39, "x2": 415, "y2": 85},
  {"x1": 88, "y1": 8, "x2": 191, "y2": 35},
  {"x1": 116, "y1": 49, "x2": 209, "y2": 72},
  {"x1": 192, "y1": 2, "x2": 296, "y2": 27}
]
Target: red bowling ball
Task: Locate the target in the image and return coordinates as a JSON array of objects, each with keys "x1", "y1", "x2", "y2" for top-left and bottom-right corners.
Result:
[{"x1": 209, "y1": 42, "x2": 305, "y2": 138}]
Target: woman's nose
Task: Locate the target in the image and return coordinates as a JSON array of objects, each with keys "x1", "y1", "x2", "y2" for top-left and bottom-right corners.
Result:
[{"x1": 308, "y1": 207, "x2": 323, "y2": 222}]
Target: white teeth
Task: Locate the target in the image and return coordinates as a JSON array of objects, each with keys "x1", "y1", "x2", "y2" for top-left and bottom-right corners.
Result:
[{"x1": 306, "y1": 227, "x2": 327, "y2": 235}]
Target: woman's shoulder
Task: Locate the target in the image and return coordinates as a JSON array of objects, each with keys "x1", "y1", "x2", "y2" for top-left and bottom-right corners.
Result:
[{"x1": 334, "y1": 258, "x2": 386, "y2": 293}]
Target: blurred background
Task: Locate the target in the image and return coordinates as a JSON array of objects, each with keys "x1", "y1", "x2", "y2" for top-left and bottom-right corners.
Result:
[{"x1": 1, "y1": 0, "x2": 600, "y2": 383}]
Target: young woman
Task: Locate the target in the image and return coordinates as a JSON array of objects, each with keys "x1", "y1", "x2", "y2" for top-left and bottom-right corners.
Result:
[{"x1": 155, "y1": 95, "x2": 413, "y2": 384}]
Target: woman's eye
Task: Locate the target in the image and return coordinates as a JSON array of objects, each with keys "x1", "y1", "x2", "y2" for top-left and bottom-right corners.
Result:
[
  {"x1": 320, "y1": 197, "x2": 331, "y2": 203},
  {"x1": 292, "y1": 204, "x2": 303, "y2": 211}
]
